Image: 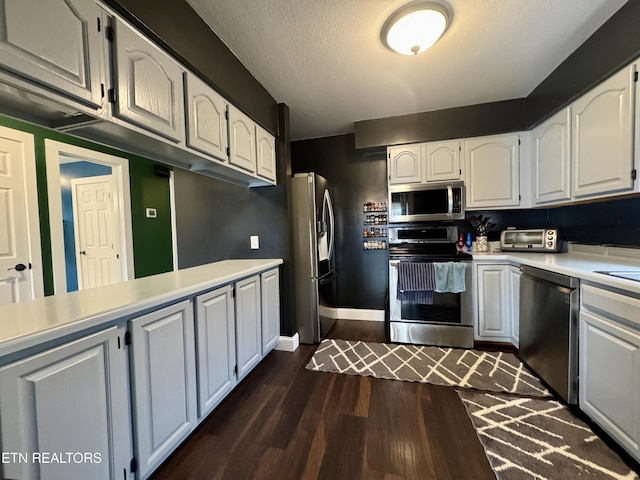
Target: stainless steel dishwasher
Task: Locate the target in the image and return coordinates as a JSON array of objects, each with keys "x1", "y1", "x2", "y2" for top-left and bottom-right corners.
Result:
[{"x1": 519, "y1": 265, "x2": 579, "y2": 404}]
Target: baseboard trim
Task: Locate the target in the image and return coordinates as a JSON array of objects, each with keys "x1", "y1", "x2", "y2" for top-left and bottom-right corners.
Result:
[
  {"x1": 275, "y1": 332, "x2": 299, "y2": 352},
  {"x1": 320, "y1": 306, "x2": 385, "y2": 322}
]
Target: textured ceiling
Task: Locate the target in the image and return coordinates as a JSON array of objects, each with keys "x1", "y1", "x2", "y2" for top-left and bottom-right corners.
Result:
[{"x1": 187, "y1": 0, "x2": 627, "y2": 141}]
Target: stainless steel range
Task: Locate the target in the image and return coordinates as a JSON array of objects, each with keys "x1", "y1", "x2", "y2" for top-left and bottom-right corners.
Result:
[{"x1": 388, "y1": 226, "x2": 473, "y2": 348}]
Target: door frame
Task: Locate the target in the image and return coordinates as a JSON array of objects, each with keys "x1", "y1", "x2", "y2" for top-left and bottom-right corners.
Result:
[
  {"x1": 0, "y1": 126, "x2": 44, "y2": 299},
  {"x1": 71, "y1": 174, "x2": 122, "y2": 290},
  {"x1": 45, "y1": 140, "x2": 134, "y2": 294}
]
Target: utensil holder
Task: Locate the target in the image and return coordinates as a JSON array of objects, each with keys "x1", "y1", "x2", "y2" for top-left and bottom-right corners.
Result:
[{"x1": 476, "y1": 235, "x2": 489, "y2": 252}]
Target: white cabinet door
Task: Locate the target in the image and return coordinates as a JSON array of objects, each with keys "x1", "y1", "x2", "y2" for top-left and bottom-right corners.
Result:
[
  {"x1": 425, "y1": 140, "x2": 460, "y2": 182},
  {"x1": 184, "y1": 72, "x2": 228, "y2": 162},
  {"x1": 129, "y1": 300, "x2": 197, "y2": 479},
  {"x1": 465, "y1": 134, "x2": 520, "y2": 209},
  {"x1": 572, "y1": 64, "x2": 635, "y2": 198},
  {"x1": 112, "y1": 17, "x2": 185, "y2": 142},
  {"x1": 580, "y1": 310, "x2": 640, "y2": 461},
  {"x1": 532, "y1": 107, "x2": 571, "y2": 204},
  {"x1": 195, "y1": 285, "x2": 236, "y2": 419},
  {"x1": 228, "y1": 105, "x2": 257, "y2": 173},
  {"x1": 0, "y1": 326, "x2": 132, "y2": 480},
  {"x1": 261, "y1": 268, "x2": 280, "y2": 354},
  {"x1": 508, "y1": 266, "x2": 521, "y2": 348},
  {"x1": 475, "y1": 264, "x2": 511, "y2": 341},
  {"x1": 256, "y1": 125, "x2": 277, "y2": 182},
  {"x1": 388, "y1": 144, "x2": 422, "y2": 184},
  {"x1": 235, "y1": 275, "x2": 262, "y2": 379},
  {"x1": 0, "y1": 0, "x2": 104, "y2": 108}
]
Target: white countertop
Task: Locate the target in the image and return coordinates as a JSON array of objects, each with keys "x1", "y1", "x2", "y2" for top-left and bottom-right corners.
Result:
[
  {"x1": 472, "y1": 246, "x2": 640, "y2": 295},
  {"x1": 0, "y1": 259, "x2": 282, "y2": 360}
]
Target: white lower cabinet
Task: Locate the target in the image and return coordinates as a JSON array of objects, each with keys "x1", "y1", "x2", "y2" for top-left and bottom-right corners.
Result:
[
  {"x1": 195, "y1": 285, "x2": 237, "y2": 418},
  {"x1": 261, "y1": 268, "x2": 281, "y2": 354},
  {"x1": 0, "y1": 326, "x2": 132, "y2": 480},
  {"x1": 235, "y1": 275, "x2": 263, "y2": 379},
  {"x1": 0, "y1": 266, "x2": 280, "y2": 480},
  {"x1": 508, "y1": 265, "x2": 521, "y2": 347},
  {"x1": 129, "y1": 300, "x2": 197, "y2": 479},
  {"x1": 580, "y1": 285, "x2": 640, "y2": 463},
  {"x1": 475, "y1": 263, "x2": 512, "y2": 341}
]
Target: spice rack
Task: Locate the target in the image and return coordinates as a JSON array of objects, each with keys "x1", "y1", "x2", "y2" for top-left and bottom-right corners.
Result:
[{"x1": 362, "y1": 201, "x2": 387, "y2": 250}]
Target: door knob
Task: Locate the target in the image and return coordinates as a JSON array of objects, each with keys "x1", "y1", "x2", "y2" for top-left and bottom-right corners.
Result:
[
  {"x1": 7, "y1": 263, "x2": 29, "y2": 272},
  {"x1": 79, "y1": 250, "x2": 87, "y2": 255}
]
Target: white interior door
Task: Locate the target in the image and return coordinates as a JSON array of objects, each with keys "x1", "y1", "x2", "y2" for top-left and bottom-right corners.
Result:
[
  {"x1": 71, "y1": 175, "x2": 122, "y2": 290},
  {"x1": 0, "y1": 127, "x2": 42, "y2": 305}
]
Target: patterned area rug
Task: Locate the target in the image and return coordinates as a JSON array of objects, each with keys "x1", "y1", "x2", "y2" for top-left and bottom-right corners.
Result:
[
  {"x1": 306, "y1": 339, "x2": 551, "y2": 397},
  {"x1": 458, "y1": 390, "x2": 639, "y2": 480}
]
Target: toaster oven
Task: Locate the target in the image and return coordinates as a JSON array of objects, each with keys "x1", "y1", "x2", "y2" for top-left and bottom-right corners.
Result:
[{"x1": 500, "y1": 228, "x2": 562, "y2": 252}]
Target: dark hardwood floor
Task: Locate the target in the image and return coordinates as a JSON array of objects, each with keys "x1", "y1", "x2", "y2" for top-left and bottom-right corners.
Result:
[{"x1": 151, "y1": 320, "x2": 495, "y2": 480}]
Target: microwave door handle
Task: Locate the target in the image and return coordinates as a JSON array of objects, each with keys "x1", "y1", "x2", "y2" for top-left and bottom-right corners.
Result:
[{"x1": 447, "y1": 185, "x2": 453, "y2": 216}]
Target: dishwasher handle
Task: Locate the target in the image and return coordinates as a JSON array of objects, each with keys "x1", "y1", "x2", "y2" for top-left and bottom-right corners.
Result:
[{"x1": 520, "y1": 264, "x2": 579, "y2": 289}]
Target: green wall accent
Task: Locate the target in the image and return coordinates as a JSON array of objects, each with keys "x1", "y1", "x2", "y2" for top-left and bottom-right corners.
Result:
[
  {"x1": 0, "y1": 115, "x2": 174, "y2": 295},
  {"x1": 129, "y1": 159, "x2": 174, "y2": 277}
]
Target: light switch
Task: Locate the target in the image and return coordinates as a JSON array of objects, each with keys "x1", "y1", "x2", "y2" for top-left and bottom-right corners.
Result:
[
  {"x1": 250, "y1": 236, "x2": 259, "y2": 249},
  {"x1": 145, "y1": 208, "x2": 157, "y2": 218}
]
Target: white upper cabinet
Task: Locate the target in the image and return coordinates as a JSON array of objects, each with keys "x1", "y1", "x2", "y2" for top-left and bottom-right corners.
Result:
[
  {"x1": 425, "y1": 140, "x2": 461, "y2": 182},
  {"x1": 111, "y1": 17, "x2": 185, "y2": 143},
  {"x1": 532, "y1": 107, "x2": 572, "y2": 204},
  {"x1": 184, "y1": 72, "x2": 228, "y2": 162},
  {"x1": 388, "y1": 144, "x2": 422, "y2": 184},
  {"x1": 464, "y1": 133, "x2": 520, "y2": 209},
  {"x1": 0, "y1": 0, "x2": 104, "y2": 108},
  {"x1": 228, "y1": 104, "x2": 257, "y2": 173},
  {"x1": 572, "y1": 63, "x2": 636, "y2": 198},
  {"x1": 256, "y1": 124, "x2": 277, "y2": 182}
]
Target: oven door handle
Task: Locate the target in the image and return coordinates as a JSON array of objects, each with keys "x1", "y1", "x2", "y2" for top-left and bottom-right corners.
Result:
[{"x1": 447, "y1": 185, "x2": 453, "y2": 217}]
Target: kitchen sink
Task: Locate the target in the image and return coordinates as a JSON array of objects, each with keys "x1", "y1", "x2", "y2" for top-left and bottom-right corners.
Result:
[{"x1": 595, "y1": 271, "x2": 640, "y2": 282}]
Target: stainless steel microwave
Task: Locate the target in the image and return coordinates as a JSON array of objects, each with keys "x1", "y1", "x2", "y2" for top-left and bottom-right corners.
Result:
[{"x1": 388, "y1": 182, "x2": 465, "y2": 223}]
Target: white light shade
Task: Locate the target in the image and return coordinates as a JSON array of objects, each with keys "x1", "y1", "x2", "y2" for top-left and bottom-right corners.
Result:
[{"x1": 382, "y1": 4, "x2": 449, "y2": 55}]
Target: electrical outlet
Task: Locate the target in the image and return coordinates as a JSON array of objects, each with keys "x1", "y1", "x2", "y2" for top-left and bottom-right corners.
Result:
[{"x1": 250, "y1": 236, "x2": 259, "y2": 250}]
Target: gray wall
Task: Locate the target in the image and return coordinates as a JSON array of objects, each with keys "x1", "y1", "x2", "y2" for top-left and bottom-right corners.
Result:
[
  {"x1": 292, "y1": 135, "x2": 389, "y2": 310},
  {"x1": 173, "y1": 105, "x2": 295, "y2": 335}
]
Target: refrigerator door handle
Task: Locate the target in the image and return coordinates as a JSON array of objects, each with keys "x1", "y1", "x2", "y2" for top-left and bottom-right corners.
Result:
[
  {"x1": 323, "y1": 189, "x2": 335, "y2": 262},
  {"x1": 317, "y1": 268, "x2": 337, "y2": 285}
]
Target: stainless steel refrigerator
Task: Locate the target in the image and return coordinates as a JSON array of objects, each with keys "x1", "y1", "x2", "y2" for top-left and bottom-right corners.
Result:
[{"x1": 292, "y1": 172, "x2": 337, "y2": 344}]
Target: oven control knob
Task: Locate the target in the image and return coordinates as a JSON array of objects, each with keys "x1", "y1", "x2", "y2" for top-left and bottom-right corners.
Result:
[{"x1": 547, "y1": 241, "x2": 554, "y2": 247}]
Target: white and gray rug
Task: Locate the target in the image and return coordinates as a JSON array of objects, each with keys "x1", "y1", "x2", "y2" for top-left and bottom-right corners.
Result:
[
  {"x1": 458, "y1": 390, "x2": 639, "y2": 480},
  {"x1": 306, "y1": 339, "x2": 551, "y2": 397}
]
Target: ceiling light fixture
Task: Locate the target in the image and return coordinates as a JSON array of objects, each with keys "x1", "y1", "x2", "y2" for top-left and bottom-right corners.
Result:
[{"x1": 381, "y1": 2, "x2": 451, "y2": 56}]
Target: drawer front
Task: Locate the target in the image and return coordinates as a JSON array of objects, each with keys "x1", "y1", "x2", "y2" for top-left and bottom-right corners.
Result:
[{"x1": 581, "y1": 284, "x2": 640, "y2": 327}]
